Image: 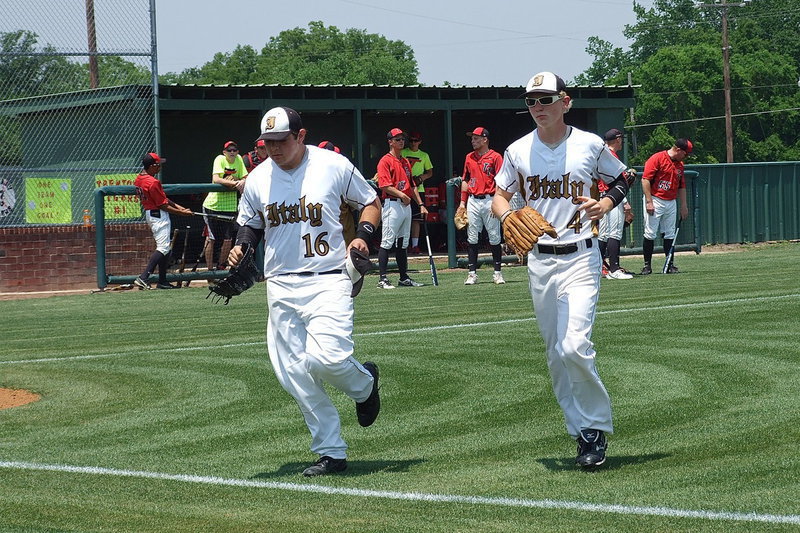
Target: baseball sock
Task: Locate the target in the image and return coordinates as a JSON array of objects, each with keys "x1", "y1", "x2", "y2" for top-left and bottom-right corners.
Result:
[
  {"x1": 491, "y1": 244, "x2": 502, "y2": 272},
  {"x1": 378, "y1": 248, "x2": 390, "y2": 277},
  {"x1": 607, "y1": 238, "x2": 621, "y2": 271},
  {"x1": 467, "y1": 244, "x2": 479, "y2": 272},
  {"x1": 642, "y1": 238, "x2": 654, "y2": 265},
  {"x1": 157, "y1": 253, "x2": 170, "y2": 284},
  {"x1": 140, "y1": 251, "x2": 164, "y2": 280},
  {"x1": 598, "y1": 240, "x2": 608, "y2": 261},
  {"x1": 396, "y1": 248, "x2": 409, "y2": 279},
  {"x1": 663, "y1": 238, "x2": 674, "y2": 257}
]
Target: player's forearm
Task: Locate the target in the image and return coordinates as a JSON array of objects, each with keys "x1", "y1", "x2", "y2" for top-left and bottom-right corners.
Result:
[
  {"x1": 492, "y1": 189, "x2": 513, "y2": 220},
  {"x1": 641, "y1": 179, "x2": 653, "y2": 202}
]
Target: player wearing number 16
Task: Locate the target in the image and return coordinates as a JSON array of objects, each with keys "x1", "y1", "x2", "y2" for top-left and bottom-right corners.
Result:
[
  {"x1": 227, "y1": 107, "x2": 383, "y2": 477},
  {"x1": 492, "y1": 72, "x2": 631, "y2": 469}
]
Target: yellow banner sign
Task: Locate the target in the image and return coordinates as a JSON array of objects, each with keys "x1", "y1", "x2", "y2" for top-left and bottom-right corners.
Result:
[
  {"x1": 25, "y1": 178, "x2": 71, "y2": 224},
  {"x1": 95, "y1": 174, "x2": 141, "y2": 219}
]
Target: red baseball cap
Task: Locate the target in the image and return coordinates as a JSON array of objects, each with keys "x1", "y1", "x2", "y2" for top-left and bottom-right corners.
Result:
[
  {"x1": 409, "y1": 131, "x2": 422, "y2": 141},
  {"x1": 255, "y1": 139, "x2": 266, "y2": 148},
  {"x1": 223, "y1": 141, "x2": 238, "y2": 150},
  {"x1": 318, "y1": 140, "x2": 341, "y2": 154},
  {"x1": 142, "y1": 152, "x2": 165, "y2": 167},
  {"x1": 467, "y1": 127, "x2": 489, "y2": 138},
  {"x1": 387, "y1": 128, "x2": 404, "y2": 140}
]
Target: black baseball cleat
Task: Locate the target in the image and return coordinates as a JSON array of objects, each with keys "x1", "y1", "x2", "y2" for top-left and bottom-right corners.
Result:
[
  {"x1": 640, "y1": 264, "x2": 653, "y2": 275},
  {"x1": 576, "y1": 429, "x2": 607, "y2": 469},
  {"x1": 302, "y1": 456, "x2": 347, "y2": 477},
  {"x1": 156, "y1": 282, "x2": 178, "y2": 289},
  {"x1": 666, "y1": 264, "x2": 680, "y2": 274},
  {"x1": 134, "y1": 277, "x2": 151, "y2": 290},
  {"x1": 356, "y1": 361, "x2": 380, "y2": 427}
]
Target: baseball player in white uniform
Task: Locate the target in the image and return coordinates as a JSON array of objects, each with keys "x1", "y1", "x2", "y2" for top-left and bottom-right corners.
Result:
[
  {"x1": 492, "y1": 72, "x2": 631, "y2": 469},
  {"x1": 227, "y1": 107, "x2": 382, "y2": 477}
]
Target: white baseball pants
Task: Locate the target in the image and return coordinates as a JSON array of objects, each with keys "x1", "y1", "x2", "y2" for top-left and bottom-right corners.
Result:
[
  {"x1": 598, "y1": 200, "x2": 626, "y2": 242},
  {"x1": 527, "y1": 241, "x2": 613, "y2": 438},
  {"x1": 466, "y1": 196, "x2": 501, "y2": 245},
  {"x1": 380, "y1": 200, "x2": 411, "y2": 249},
  {"x1": 642, "y1": 196, "x2": 678, "y2": 240},
  {"x1": 145, "y1": 208, "x2": 171, "y2": 255},
  {"x1": 266, "y1": 273, "x2": 374, "y2": 459}
]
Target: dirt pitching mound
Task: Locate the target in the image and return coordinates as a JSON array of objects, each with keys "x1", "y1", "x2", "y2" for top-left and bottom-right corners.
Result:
[{"x1": 0, "y1": 388, "x2": 41, "y2": 410}]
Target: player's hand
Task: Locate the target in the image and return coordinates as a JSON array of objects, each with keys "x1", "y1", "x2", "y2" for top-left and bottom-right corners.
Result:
[
  {"x1": 576, "y1": 196, "x2": 611, "y2": 221},
  {"x1": 680, "y1": 206, "x2": 689, "y2": 220},
  {"x1": 400, "y1": 194, "x2": 411, "y2": 206},
  {"x1": 645, "y1": 200, "x2": 655, "y2": 215},
  {"x1": 227, "y1": 245, "x2": 243, "y2": 268},
  {"x1": 420, "y1": 205, "x2": 428, "y2": 215},
  {"x1": 234, "y1": 179, "x2": 246, "y2": 193},
  {"x1": 348, "y1": 238, "x2": 369, "y2": 255}
]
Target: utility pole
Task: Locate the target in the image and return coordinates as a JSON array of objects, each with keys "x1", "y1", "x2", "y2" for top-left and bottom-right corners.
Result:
[
  {"x1": 85, "y1": 0, "x2": 99, "y2": 89},
  {"x1": 699, "y1": 0, "x2": 749, "y2": 163}
]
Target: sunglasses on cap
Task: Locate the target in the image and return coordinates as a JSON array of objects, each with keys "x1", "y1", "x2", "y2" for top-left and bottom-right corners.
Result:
[{"x1": 525, "y1": 94, "x2": 563, "y2": 107}]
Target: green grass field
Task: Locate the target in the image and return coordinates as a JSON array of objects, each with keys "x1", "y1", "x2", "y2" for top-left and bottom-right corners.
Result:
[{"x1": 1, "y1": 243, "x2": 799, "y2": 532}]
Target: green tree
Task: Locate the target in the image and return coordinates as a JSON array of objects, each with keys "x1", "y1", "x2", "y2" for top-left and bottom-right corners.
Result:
[
  {"x1": 578, "y1": 0, "x2": 800, "y2": 162},
  {"x1": 161, "y1": 21, "x2": 418, "y2": 85}
]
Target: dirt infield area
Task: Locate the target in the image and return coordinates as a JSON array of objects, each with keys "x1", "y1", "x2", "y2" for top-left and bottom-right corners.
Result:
[{"x1": 0, "y1": 388, "x2": 41, "y2": 410}]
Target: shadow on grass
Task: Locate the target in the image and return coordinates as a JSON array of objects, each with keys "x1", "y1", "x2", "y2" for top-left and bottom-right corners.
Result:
[
  {"x1": 252, "y1": 458, "x2": 426, "y2": 479},
  {"x1": 537, "y1": 453, "x2": 670, "y2": 472}
]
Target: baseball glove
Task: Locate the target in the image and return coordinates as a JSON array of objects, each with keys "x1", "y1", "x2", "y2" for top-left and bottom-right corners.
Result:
[
  {"x1": 454, "y1": 206, "x2": 468, "y2": 230},
  {"x1": 345, "y1": 247, "x2": 374, "y2": 297},
  {"x1": 502, "y1": 206, "x2": 558, "y2": 259},
  {"x1": 624, "y1": 208, "x2": 634, "y2": 225},
  {"x1": 206, "y1": 244, "x2": 260, "y2": 305}
]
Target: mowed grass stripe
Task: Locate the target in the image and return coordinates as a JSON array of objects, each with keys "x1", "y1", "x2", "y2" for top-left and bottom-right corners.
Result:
[
  {"x1": 3, "y1": 291, "x2": 797, "y2": 365},
  {"x1": 1, "y1": 461, "x2": 798, "y2": 525}
]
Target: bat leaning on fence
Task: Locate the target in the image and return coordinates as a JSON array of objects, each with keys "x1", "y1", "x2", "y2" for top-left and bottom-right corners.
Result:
[
  {"x1": 184, "y1": 237, "x2": 210, "y2": 288},
  {"x1": 423, "y1": 221, "x2": 439, "y2": 286},
  {"x1": 176, "y1": 226, "x2": 190, "y2": 284}
]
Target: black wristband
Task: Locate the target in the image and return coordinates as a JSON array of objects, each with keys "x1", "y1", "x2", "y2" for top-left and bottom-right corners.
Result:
[
  {"x1": 355, "y1": 221, "x2": 375, "y2": 242},
  {"x1": 604, "y1": 174, "x2": 630, "y2": 208},
  {"x1": 235, "y1": 225, "x2": 264, "y2": 248}
]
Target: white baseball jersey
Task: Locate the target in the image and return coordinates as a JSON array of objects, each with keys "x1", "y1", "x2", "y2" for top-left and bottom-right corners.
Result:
[
  {"x1": 495, "y1": 127, "x2": 627, "y2": 244},
  {"x1": 237, "y1": 146, "x2": 378, "y2": 278}
]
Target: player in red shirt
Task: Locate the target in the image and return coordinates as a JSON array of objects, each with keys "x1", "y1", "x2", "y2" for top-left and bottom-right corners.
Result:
[
  {"x1": 242, "y1": 139, "x2": 269, "y2": 172},
  {"x1": 376, "y1": 128, "x2": 427, "y2": 289},
  {"x1": 640, "y1": 138, "x2": 692, "y2": 275},
  {"x1": 458, "y1": 127, "x2": 505, "y2": 285},
  {"x1": 133, "y1": 153, "x2": 192, "y2": 289}
]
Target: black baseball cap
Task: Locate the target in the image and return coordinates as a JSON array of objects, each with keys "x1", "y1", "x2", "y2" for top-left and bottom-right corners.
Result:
[
  {"x1": 675, "y1": 138, "x2": 693, "y2": 154},
  {"x1": 142, "y1": 152, "x2": 165, "y2": 167},
  {"x1": 604, "y1": 129, "x2": 623, "y2": 141}
]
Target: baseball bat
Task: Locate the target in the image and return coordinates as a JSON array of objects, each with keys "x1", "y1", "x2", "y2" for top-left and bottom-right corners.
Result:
[
  {"x1": 177, "y1": 225, "x2": 190, "y2": 281},
  {"x1": 662, "y1": 221, "x2": 681, "y2": 274},
  {"x1": 423, "y1": 221, "x2": 439, "y2": 286},
  {"x1": 184, "y1": 236, "x2": 209, "y2": 287},
  {"x1": 191, "y1": 211, "x2": 235, "y2": 222}
]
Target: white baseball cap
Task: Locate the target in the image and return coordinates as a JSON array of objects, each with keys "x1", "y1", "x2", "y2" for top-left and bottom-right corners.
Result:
[
  {"x1": 258, "y1": 107, "x2": 303, "y2": 141},
  {"x1": 523, "y1": 72, "x2": 567, "y2": 95}
]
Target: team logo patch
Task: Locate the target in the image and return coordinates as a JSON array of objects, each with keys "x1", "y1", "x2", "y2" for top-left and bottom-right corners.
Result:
[
  {"x1": 265, "y1": 116, "x2": 276, "y2": 130},
  {"x1": 532, "y1": 75, "x2": 544, "y2": 87}
]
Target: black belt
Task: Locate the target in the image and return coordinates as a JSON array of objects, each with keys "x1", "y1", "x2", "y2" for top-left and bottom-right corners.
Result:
[
  {"x1": 282, "y1": 269, "x2": 343, "y2": 277},
  {"x1": 386, "y1": 198, "x2": 399, "y2": 202},
  {"x1": 536, "y1": 238, "x2": 593, "y2": 255},
  {"x1": 471, "y1": 194, "x2": 494, "y2": 199}
]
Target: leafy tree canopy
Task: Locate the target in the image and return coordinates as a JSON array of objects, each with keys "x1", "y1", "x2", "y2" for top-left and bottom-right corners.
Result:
[
  {"x1": 576, "y1": 0, "x2": 800, "y2": 163},
  {"x1": 160, "y1": 21, "x2": 419, "y2": 85}
]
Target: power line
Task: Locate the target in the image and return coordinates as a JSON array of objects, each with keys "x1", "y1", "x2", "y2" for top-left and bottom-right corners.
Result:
[{"x1": 627, "y1": 106, "x2": 800, "y2": 129}]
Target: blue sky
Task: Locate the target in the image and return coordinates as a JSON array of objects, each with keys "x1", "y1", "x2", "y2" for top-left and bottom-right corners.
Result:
[{"x1": 154, "y1": 0, "x2": 652, "y2": 86}]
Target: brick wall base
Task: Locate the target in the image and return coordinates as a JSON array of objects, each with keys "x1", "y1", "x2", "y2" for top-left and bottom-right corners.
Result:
[{"x1": 0, "y1": 224, "x2": 153, "y2": 292}]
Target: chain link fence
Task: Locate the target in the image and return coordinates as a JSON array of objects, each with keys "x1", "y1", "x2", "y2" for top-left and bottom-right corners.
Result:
[{"x1": 0, "y1": 0, "x2": 155, "y2": 227}]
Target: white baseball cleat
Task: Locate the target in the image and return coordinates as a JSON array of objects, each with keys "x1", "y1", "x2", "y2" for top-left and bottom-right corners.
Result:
[
  {"x1": 464, "y1": 272, "x2": 478, "y2": 285},
  {"x1": 605, "y1": 269, "x2": 633, "y2": 280},
  {"x1": 492, "y1": 272, "x2": 505, "y2": 285},
  {"x1": 377, "y1": 278, "x2": 395, "y2": 289}
]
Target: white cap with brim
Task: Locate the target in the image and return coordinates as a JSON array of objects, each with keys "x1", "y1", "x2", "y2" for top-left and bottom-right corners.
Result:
[
  {"x1": 258, "y1": 107, "x2": 303, "y2": 142},
  {"x1": 523, "y1": 72, "x2": 567, "y2": 95}
]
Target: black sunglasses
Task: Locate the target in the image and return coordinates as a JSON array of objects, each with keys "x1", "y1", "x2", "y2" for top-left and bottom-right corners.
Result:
[
  {"x1": 525, "y1": 95, "x2": 562, "y2": 107},
  {"x1": 225, "y1": 148, "x2": 239, "y2": 152}
]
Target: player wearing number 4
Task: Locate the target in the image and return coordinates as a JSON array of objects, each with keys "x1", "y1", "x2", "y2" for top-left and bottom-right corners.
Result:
[
  {"x1": 458, "y1": 127, "x2": 505, "y2": 285},
  {"x1": 492, "y1": 72, "x2": 633, "y2": 469},
  {"x1": 228, "y1": 107, "x2": 383, "y2": 477}
]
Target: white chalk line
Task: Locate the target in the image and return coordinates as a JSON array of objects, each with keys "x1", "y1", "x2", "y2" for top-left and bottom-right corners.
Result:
[
  {"x1": 0, "y1": 461, "x2": 796, "y2": 525},
  {"x1": 2, "y1": 292, "x2": 798, "y2": 366}
]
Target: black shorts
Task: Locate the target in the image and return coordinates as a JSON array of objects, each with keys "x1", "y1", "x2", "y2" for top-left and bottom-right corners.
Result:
[
  {"x1": 410, "y1": 195, "x2": 425, "y2": 221},
  {"x1": 203, "y1": 207, "x2": 238, "y2": 241}
]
